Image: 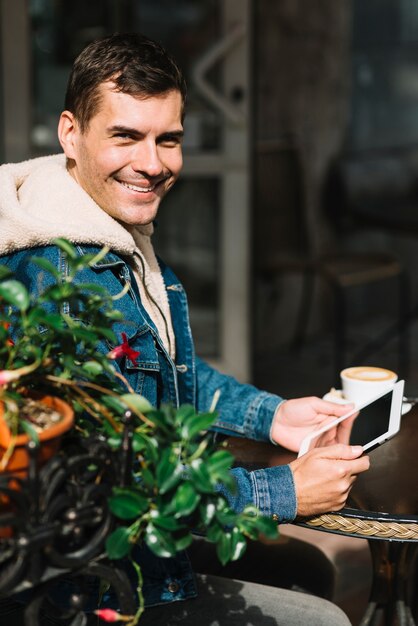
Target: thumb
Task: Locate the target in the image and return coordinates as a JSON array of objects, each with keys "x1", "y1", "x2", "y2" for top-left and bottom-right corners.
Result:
[{"x1": 320, "y1": 443, "x2": 364, "y2": 460}]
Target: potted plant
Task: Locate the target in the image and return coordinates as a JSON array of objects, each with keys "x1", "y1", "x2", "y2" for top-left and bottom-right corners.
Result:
[
  {"x1": 0, "y1": 239, "x2": 279, "y2": 624},
  {"x1": 0, "y1": 239, "x2": 123, "y2": 474}
]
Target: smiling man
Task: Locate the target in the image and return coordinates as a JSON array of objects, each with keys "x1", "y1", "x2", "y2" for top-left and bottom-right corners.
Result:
[
  {"x1": 59, "y1": 84, "x2": 184, "y2": 225},
  {"x1": 0, "y1": 33, "x2": 365, "y2": 626}
]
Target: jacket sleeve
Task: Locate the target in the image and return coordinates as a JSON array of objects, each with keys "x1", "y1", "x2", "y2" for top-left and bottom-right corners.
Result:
[
  {"x1": 195, "y1": 356, "x2": 285, "y2": 442},
  {"x1": 195, "y1": 358, "x2": 297, "y2": 522},
  {"x1": 217, "y1": 464, "x2": 297, "y2": 523}
]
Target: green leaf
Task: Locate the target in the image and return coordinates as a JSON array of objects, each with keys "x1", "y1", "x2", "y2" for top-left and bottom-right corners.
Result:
[
  {"x1": 107, "y1": 435, "x2": 122, "y2": 450},
  {"x1": 132, "y1": 433, "x2": 158, "y2": 462},
  {"x1": 230, "y1": 527, "x2": 247, "y2": 561},
  {"x1": 69, "y1": 327, "x2": 99, "y2": 343},
  {"x1": 216, "y1": 532, "x2": 232, "y2": 565},
  {"x1": 20, "y1": 420, "x2": 40, "y2": 444},
  {"x1": 45, "y1": 283, "x2": 76, "y2": 301},
  {"x1": 236, "y1": 518, "x2": 260, "y2": 540},
  {"x1": 181, "y1": 413, "x2": 217, "y2": 439},
  {"x1": 150, "y1": 510, "x2": 181, "y2": 531},
  {"x1": 190, "y1": 459, "x2": 214, "y2": 493},
  {"x1": 120, "y1": 393, "x2": 153, "y2": 415},
  {"x1": 101, "y1": 395, "x2": 128, "y2": 416},
  {"x1": 215, "y1": 507, "x2": 237, "y2": 527},
  {"x1": 156, "y1": 448, "x2": 175, "y2": 484},
  {"x1": 74, "y1": 282, "x2": 109, "y2": 295},
  {"x1": 28, "y1": 310, "x2": 64, "y2": 330},
  {"x1": 101, "y1": 310, "x2": 124, "y2": 321},
  {"x1": 0, "y1": 280, "x2": 30, "y2": 311},
  {"x1": 105, "y1": 526, "x2": 132, "y2": 559},
  {"x1": 160, "y1": 403, "x2": 176, "y2": 420},
  {"x1": 0, "y1": 265, "x2": 13, "y2": 280},
  {"x1": 206, "y1": 522, "x2": 223, "y2": 543},
  {"x1": 144, "y1": 409, "x2": 172, "y2": 433},
  {"x1": 241, "y1": 504, "x2": 259, "y2": 517},
  {"x1": 251, "y1": 515, "x2": 279, "y2": 539},
  {"x1": 30, "y1": 257, "x2": 60, "y2": 279},
  {"x1": 53, "y1": 238, "x2": 78, "y2": 260},
  {"x1": 81, "y1": 361, "x2": 104, "y2": 376},
  {"x1": 92, "y1": 326, "x2": 116, "y2": 341},
  {"x1": 174, "y1": 404, "x2": 195, "y2": 425},
  {"x1": 174, "y1": 532, "x2": 193, "y2": 552},
  {"x1": 108, "y1": 489, "x2": 149, "y2": 520},
  {"x1": 207, "y1": 450, "x2": 234, "y2": 478},
  {"x1": 157, "y1": 452, "x2": 184, "y2": 495},
  {"x1": 145, "y1": 523, "x2": 177, "y2": 558},
  {"x1": 199, "y1": 501, "x2": 217, "y2": 525},
  {"x1": 173, "y1": 482, "x2": 200, "y2": 518},
  {"x1": 139, "y1": 466, "x2": 155, "y2": 488}
]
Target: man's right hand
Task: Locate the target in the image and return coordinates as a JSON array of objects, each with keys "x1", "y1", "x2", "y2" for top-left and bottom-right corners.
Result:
[{"x1": 289, "y1": 444, "x2": 370, "y2": 516}]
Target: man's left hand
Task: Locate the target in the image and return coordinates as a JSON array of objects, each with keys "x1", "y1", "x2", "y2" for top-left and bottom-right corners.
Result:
[{"x1": 270, "y1": 397, "x2": 354, "y2": 452}]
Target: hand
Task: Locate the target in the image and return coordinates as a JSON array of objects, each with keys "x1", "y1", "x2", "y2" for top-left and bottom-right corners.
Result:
[
  {"x1": 289, "y1": 443, "x2": 370, "y2": 516},
  {"x1": 309, "y1": 411, "x2": 358, "y2": 448},
  {"x1": 271, "y1": 396, "x2": 354, "y2": 452}
]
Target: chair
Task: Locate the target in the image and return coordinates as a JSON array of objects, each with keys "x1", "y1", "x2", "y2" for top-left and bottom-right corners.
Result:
[{"x1": 255, "y1": 145, "x2": 410, "y2": 387}]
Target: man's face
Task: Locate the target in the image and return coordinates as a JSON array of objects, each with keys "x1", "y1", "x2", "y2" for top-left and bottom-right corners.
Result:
[{"x1": 58, "y1": 83, "x2": 184, "y2": 226}]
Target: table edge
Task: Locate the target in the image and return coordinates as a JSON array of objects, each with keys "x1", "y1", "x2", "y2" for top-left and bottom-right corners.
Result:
[{"x1": 296, "y1": 511, "x2": 418, "y2": 541}]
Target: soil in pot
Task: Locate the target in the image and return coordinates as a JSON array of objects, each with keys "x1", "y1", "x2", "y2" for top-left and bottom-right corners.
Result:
[{"x1": 0, "y1": 395, "x2": 74, "y2": 474}]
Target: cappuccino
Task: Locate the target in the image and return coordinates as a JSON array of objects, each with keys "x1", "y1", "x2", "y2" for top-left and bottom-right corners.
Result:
[{"x1": 340, "y1": 366, "x2": 398, "y2": 404}]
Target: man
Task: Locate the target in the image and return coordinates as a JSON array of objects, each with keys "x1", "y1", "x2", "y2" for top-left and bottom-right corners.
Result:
[{"x1": 0, "y1": 33, "x2": 368, "y2": 625}]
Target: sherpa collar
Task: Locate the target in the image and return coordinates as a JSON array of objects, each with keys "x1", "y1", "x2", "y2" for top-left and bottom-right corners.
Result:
[{"x1": 0, "y1": 153, "x2": 138, "y2": 255}]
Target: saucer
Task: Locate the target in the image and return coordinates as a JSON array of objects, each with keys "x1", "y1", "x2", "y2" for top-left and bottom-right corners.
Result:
[
  {"x1": 323, "y1": 389, "x2": 413, "y2": 415},
  {"x1": 402, "y1": 401, "x2": 413, "y2": 415},
  {"x1": 322, "y1": 389, "x2": 352, "y2": 405}
]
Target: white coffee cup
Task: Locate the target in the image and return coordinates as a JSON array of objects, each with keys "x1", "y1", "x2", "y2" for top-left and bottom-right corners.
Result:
[{"x1": 340, "y1": 366, "x2": 398, "y2": 405}]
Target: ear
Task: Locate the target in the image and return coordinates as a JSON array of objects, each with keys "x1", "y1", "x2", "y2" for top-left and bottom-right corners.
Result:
[{"x1": 58, "y1": 110, "x2": 79, "y2": 159}]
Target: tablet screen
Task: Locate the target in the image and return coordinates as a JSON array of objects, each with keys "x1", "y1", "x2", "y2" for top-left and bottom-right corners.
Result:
[{"x1": 348, "y1": 389, "x2": 392, "y2": 447}]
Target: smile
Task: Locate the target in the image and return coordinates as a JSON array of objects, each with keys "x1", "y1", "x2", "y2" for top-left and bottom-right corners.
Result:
[{"x1": 119, "y1": 180, "x2": 157, "y2": 193}]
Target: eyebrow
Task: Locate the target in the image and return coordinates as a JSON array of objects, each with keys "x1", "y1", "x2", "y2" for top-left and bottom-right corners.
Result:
[{"x1": 108, "y1": 125, "x2": 184, "y2": 140}]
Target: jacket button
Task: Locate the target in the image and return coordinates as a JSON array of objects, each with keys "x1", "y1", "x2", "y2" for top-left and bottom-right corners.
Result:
[
  {"x1": 272, "y1": 514, "x2": 279, "y2": 522},
  {"x1": 176, "y1": 364, "x2": 188, "y2": 373},
  {"x1": 167, "y1": 581, "x2": 180, "y2": 594}
]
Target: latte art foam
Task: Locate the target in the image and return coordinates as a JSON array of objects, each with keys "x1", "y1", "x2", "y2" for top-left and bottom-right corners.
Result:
[{"x1": 342, "y1": 366, "x2": 397, "y2": 382}]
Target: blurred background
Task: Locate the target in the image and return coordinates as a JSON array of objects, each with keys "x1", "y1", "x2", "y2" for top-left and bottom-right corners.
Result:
[{"x1": 2, "y1": 0, "x2": 418, "y2": 399}]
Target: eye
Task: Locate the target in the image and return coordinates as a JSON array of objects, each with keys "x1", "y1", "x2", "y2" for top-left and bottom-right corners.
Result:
[
  {"x1": 114, "y1": 132, "x2": 133, "y2": 140},
  {"x1": 159, "y1": 133, "x2": 183, "y2": 147}
]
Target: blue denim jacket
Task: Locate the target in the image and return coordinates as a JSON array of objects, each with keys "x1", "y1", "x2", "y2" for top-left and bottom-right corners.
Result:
[{"x1": 1, "y1": 244, "x2": 297, "y2": 607}]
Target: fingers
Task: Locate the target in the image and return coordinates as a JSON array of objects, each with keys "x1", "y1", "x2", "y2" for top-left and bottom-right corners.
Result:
[
  {"x1": 319, "y1": 442, "x2": 364, "y2": 460},
  {"x1": 289, "y1": 444, "x2": 370, "y2": 516},
  {"x1": 336, "y1": 414, "x2": 356, "y2": 445},
  {"x1": 310, "y1": 396, "x2": 355, "y2": 417}
]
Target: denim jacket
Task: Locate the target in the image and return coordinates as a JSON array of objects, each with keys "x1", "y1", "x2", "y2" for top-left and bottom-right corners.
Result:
[{"x1": 1, "y1": 243, "x2": 297, "y2": 607}]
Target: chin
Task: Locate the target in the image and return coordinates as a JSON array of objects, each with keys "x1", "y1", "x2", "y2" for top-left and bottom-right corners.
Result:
[{"x1": 119, "y1": 208, "x2": 159, "y2": 226}]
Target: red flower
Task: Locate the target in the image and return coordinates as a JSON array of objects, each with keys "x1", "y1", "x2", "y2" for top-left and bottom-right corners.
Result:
[
  {"x1": 93, "y1": 608, "x2": 134, "y2": 623},
  {"x1": 107, "y1": 332, "x2": 140, "y2": 366},
  {"x1": 94, "y1": 609, "x2": 121, "y2": 622}
]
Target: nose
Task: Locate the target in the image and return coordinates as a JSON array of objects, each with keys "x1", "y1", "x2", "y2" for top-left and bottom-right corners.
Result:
[{"x1": 131, "y1": 140, "x2": 164, "y2": 178}]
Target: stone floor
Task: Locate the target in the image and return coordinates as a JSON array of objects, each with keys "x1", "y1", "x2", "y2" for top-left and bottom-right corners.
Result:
[{"x1": 252, "y1": 312, "x2": 418, "y2": 625}]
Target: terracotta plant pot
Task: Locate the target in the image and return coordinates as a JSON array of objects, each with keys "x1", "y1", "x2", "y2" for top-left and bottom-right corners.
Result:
[{"x1": 0, "y1": 395, "x2": 74, "y2": 475}]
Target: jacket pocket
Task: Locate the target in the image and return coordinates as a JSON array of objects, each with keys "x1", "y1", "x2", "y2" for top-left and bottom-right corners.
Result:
[{"x1": 123, "y1": 328, "x2": 161, "y2": 407}]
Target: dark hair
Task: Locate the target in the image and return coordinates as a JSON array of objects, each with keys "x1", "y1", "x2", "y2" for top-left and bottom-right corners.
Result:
[{"x1": 64, "y1": 32, "x2": 187, "y2": 131}]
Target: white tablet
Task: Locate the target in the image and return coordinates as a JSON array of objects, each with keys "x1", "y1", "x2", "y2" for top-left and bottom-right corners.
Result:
[{"x1": 298, "y1": 380, "x2": 405, "y2": 457}]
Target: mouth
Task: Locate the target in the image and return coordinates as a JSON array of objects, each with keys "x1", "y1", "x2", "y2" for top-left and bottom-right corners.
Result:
[{"x1": 117, "y1": 179, "x2": 167, "y2": 194}]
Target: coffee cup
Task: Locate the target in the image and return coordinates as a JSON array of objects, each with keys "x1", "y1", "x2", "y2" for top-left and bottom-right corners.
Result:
[{"x1": 340, "y1": 366, "x2": 398, "y2": 405}]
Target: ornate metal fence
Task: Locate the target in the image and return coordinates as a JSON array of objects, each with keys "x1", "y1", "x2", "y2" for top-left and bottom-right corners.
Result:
[{"x1": 0, "y1": 416, "x2": 137, "y2": 625}]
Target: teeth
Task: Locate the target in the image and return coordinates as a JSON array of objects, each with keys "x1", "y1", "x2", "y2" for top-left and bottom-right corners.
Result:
[{"x1": 120, "y1": 181, "x2": 156, "y2": 193}]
